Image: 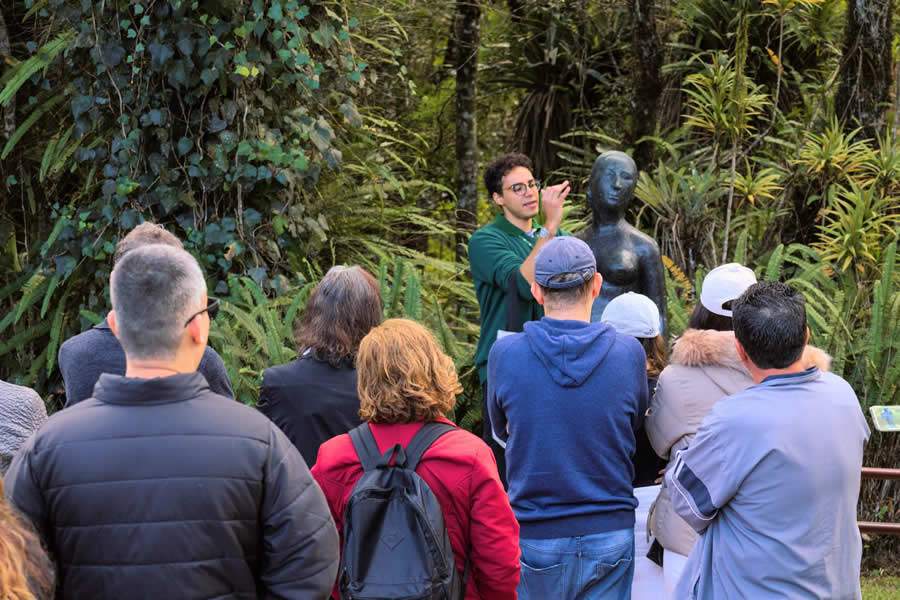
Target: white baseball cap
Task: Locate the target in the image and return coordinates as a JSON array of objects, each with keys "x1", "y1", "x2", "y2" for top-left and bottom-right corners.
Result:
[
  {"x1": 601, "y1": 292, "x2": 661, "y2": 338},
  {"x1": 700, "y1": 263, "x2": 757, "y2": 317}
]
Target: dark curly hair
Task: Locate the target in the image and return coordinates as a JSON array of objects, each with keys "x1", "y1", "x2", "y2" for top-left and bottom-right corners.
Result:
[
  {"x1": 294, "y1": 266, "x2": 383, "y2": 367},
  {"x1": 483, "y1": 153, "x2": 533, "y2": 200}
]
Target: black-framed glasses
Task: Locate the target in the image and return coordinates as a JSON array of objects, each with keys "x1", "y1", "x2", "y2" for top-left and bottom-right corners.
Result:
[
  {"x1": 184, "y1": 297, "x2": 220, "y2": 328},
  {"x1": 505, "y1": 179, "x2": 540, "y2": 196}
]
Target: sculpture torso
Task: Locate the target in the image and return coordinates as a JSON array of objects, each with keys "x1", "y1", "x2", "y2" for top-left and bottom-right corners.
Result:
[
  {"x1": 579, "y1": 222, "x2": 653, "y2": 321},
  {"x1": 578, "y1": 151, "x2": 667, "y2": 329}
]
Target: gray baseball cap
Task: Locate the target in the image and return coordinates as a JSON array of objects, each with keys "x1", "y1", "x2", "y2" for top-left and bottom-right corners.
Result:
[{"x1": 534, "y1": 237, "x2": 597, "y2": 289}]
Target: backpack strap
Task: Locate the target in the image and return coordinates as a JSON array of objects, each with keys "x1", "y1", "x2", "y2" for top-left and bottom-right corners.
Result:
[
  {"x1": 348, "y1": 423, "x2": 382, "y2": 472},
  {"x1": 404, "y1": 422, "x2": 456, "y2": 471}
]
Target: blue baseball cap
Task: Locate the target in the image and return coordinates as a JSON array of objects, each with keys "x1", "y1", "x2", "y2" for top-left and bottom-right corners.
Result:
[{"x1": 534, "y1": 237, "x2": 597, "y2": 289}]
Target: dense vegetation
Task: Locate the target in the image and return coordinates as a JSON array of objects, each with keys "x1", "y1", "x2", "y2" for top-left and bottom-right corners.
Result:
[{"x1": 1, "y1": 0, "x2": 898, "y2": 565}]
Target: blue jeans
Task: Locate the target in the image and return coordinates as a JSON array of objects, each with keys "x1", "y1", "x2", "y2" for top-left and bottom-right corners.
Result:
[{"x1": 518, "y1": 528, "x2": 635, "y2": 600}]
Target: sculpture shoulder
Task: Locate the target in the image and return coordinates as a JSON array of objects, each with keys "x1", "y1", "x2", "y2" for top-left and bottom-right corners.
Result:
[{"x1": 622, "y1": 223, "x2": 661, "y2": 257}]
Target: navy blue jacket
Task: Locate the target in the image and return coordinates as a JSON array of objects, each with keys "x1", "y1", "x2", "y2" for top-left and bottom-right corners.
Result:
[
  {"x1": 258, "y1": 353, "x2": 362, "y2": 467},
  {"x1": 487, "y1": 317, "x2": 648, "y2": 539},
  {"x1": 59, "y1": 320, "x2": 233, "y2": 407}
]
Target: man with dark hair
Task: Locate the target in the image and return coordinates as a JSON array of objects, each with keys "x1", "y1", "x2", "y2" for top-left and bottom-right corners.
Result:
[
  {"x1": 59, "y1": 222, "x2": 233, "y2": 406},
  {"x1": 5, "y1": 244, "x2": 340, "y2": 598},
  {"x1": 468, "y1": 153, "x2": 570, "y2": 472},
  {"x1": 667, "y1": 281, "x2": 869, "y2": 599},
  {"x1": 487, "y1": 236, "x2": 648, "y2": 599}
]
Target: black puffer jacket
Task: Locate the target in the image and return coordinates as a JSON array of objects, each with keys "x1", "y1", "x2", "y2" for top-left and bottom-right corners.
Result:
[{"x1": 3, "y1": 372, "x2": 339, "y2": 600}]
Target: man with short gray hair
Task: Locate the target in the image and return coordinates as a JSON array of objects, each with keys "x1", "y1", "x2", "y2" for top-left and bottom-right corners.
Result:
[
  {"x1": 5, "y1": 244, "x2": 340, "y2": 599},
  {"x1": 59, "y1": 222, "x2": 233, "y2": 406}
]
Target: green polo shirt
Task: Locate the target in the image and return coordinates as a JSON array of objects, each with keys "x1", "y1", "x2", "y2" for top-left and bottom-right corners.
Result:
[{"x1": 468, "y1": 214, "x2": 544, "y2": 384}]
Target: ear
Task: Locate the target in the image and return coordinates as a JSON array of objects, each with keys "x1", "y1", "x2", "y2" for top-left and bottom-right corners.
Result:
[
  {"x1": 804, "y1": 326, "x2": 810, "y2": 345},
  {"x1": 106, "y1": 310, "x2": 118, "y2": 338},
  {"x1": 531, "y1": 281, "x2": 545, "y2": 306},
  {"x1": 492, "y1": 191, "x2": 504, "y2": 207},
  {"x1": 590, "y1": 273, "x2": 602, "y2": 299},
  {"x1": 185, "y1": 297, "x2": 209, "y2": 347}
]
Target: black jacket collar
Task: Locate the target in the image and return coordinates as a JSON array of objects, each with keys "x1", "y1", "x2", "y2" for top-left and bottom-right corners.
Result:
[{"x1": 94, "y1": 372, "x2": 211, "y2": 405}]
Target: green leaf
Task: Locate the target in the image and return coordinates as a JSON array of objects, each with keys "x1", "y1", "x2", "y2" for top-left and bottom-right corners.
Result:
[
  {"x1": 177, "y1": 137, "x2": 193, "y2": 156},
  {"x1": 1, "y1": 94, "x2": 65, "y2": 160},
  {"x1": 267, "y1": 1, "x2": 283, "y2": 20},
  {"x1": 234, "y1": 65, "x2": 251, "y2": 77},
  {"x1": 311, "y1": 22, "x2": 335, "y2": 48}
]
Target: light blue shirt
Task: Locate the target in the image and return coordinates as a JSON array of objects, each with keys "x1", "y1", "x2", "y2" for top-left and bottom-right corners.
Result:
[{"x1": 666, "y1": 368, "x2": 870, "y2": 599}]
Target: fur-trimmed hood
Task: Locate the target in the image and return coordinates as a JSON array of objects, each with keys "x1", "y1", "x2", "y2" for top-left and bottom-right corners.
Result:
[{"x1": 671, "y1": 329, "x2": 831, "y2": 373}]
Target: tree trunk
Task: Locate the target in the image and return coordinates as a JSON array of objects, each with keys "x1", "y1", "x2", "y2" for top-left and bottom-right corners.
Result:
[
  {"x1": 454, "y1": 0, "x2": 481, "y2": 260},
  {"x1": 0, "y1": 6, "x2": 15, "y2": 139},
  {"x1": 629, "y1": 0, "x2": 663, "y2": 171},
  {"x1": 835, "y1": 0, "x2": 894, "y2": 139}
]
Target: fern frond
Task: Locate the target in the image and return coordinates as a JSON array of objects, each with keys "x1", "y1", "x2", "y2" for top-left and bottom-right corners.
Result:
[
  {"x1": 1, "y1": 93, "x2": 66, "y2": 160},
  {"x1": 765, "y1": 244, "x2": 785, "y2": 281},
  {"x1": 46, "y1": 291, "x2": 69, "y2": 375},
  {"x1": 79, "y1": 309, "x2": 104, "y2": 325},
  {"x1": 40, "y1": 272, "x2": 61, "y2": 318},
  {"x1": 13, "y1": 272, "x2": 48, "y2": 325},
  {"x1": 403, "y1": 268, "x2": 422, "y2": 320},
  {"x1": 0, "y1": 321, "x2": 52, "y2": 358},
  {"x1": 0, "y1": 30, "x2": 74, "y2": 107}
]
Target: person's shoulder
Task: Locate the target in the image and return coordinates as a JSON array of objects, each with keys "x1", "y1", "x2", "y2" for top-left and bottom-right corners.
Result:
[
  {"x1": 59, "y1": 325, "x2": 114, "y2": 358},
  {"x1": 469, "y1": 219, "x2": 510, "y2": 247},
  {"x1": 312, "y1": 431, "x2": 358, "y2": 478},
  {"x1": 815, "y1": 370, "x2": 858, "y2": 400},
  {"x1": 488, "y1": 331, "x2": 527, "y2": 362},
  {"x1": 262, "y1": 357, "x2": 303, "y2": 385},
  {"x1": 622, "y1": 224, "x2": 661, "y2": 255},
  {"x1": 201, "y1": 344, "x2": 226, "y2": 365},
  {"x1": 0, "y1": 379, "x2": 41, "y2": 404},
  {"x1": 428, "y1": 425, "x2": 496, "y2": 471},
  {"x1": 24, "y1": 399, "x2": 101, "y2": 450},
  {"x1": 263, "y1": 354, "x2": 334, "y2": 387},
  {"x1": 609, "y1": 329, "x2": 645, "y2": 361}
]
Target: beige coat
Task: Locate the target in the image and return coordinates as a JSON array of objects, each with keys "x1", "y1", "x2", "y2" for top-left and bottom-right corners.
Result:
[{"x1": 645, "y1": 329, "x2": 831, "y2": 556}]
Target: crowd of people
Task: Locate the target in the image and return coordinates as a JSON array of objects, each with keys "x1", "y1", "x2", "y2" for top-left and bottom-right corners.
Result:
[{"x1": 0, "y1": 153, "x2": 871, "y2": 600}]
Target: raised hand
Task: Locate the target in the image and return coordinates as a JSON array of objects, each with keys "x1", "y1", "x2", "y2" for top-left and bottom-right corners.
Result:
[{"x1": 541, "y1": 180, "x2": 571, "y2": 233}]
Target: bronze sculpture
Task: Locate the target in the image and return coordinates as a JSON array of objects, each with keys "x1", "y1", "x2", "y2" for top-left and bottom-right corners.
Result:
[{"x1": 578, "y1": 151, "x2": 667, "y2": 332}]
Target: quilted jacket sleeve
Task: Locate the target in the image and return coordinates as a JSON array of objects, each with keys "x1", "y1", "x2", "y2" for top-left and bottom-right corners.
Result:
[
  {"x1": 259, "y1": 425, "x2": 340, "y2": 599},
  {"x1": 3, "y1": 433, "x2": 50, "y2": 543}
]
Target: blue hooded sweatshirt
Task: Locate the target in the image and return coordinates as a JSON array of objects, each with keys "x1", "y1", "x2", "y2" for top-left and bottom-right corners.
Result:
[{"x1": 487, "y1": 317, "x2": 648, "y2": 539}]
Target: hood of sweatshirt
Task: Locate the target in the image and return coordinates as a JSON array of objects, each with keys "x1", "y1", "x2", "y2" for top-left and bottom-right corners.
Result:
[{"x1": 523, "y1": 317, "x2": 616, "y2": 387}]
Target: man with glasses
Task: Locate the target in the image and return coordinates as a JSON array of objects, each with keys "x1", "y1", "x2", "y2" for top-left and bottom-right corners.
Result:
[
  {"x1": 468, "y1": 153, "x2": 570, "y2": 479},
  {"x1": 59, "y1": 222, "x2": 233, "y2": 406},
  {"x1": 4, "y1": 244, "x2": 340, "y2": 598}
]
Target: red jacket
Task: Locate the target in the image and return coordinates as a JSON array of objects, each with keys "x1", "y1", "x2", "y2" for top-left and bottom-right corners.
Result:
[{"x1": 311, "y1": 417, "x2": 520, "y2": 600}]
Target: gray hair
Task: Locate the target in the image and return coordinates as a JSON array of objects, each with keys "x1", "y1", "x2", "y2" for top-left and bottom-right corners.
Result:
[{"x1": 110, "y1": 244, "x2": 206, "y2": 360}]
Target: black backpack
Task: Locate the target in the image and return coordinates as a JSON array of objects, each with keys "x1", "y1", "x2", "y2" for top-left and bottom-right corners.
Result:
[{"x1": 339, "y1": 422, "x2": 465, "y2": 600}]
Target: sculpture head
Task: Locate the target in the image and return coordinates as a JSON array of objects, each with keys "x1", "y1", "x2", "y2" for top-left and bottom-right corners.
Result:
[{"x1": 588, "y1": 150, "x2": 637, "y2": 221}]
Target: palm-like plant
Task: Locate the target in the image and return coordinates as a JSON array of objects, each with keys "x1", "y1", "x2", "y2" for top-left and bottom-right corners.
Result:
[
  {"x1": 815, "y1": 182, "x2": 898, "y2": 277},
  {"x1": 635, "y1": 161, "x2": 724, "y2": 275}
]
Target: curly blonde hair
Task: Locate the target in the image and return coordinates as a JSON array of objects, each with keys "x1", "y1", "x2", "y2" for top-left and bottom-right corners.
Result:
[
  {"x1": 357, "y1": 319, "x2": 461, "y2": 423},
  {"x1": 0, "y1": 481, "x2": 54, "y2": 600}
]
